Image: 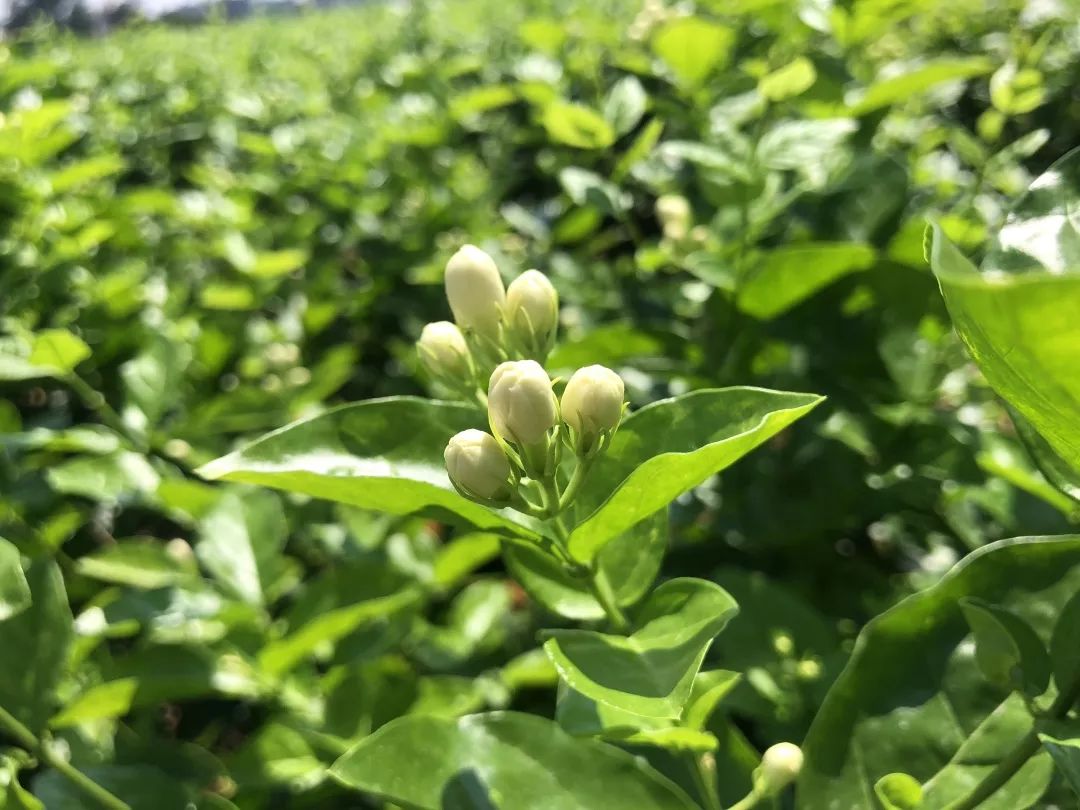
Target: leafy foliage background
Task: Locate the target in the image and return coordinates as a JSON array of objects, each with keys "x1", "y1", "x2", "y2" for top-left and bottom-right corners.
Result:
[{"x1": 1, "y1": 0, "x2": 1078, "y2": 806}]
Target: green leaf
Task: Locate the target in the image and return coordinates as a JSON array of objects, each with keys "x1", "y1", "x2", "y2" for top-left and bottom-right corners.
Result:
[
  {"x1": 559, "y1": 167, "x2": 630, "y2": 214},
  {"x1": 0, "y1": 559, "x2": 72, "y2": 734},
  {"x1": 259, "y1": 587, "x2": 421, "y2": 677},
  {"x1": 196, "y1": 490, "x2": 287, "y2": 606},
  {"x1": 507, "y1": 511, "x2": 666, "y2": 621},
  {"x1": 737, "y1": 243, "x2": 876, "y2": 319},
  {"x1": 683, "y1": 669, "x2": 742, "y2": 731},
  {"x1": 603, "y1": 76, "x2": 648, "y2": 136},
  {"x1": 959, "y1": 597, "x2": 1051, "y2": 696},
  {"x1": 1050, "y1": 590, "x2": 1080, "y2": 696},
  {"x1": 76, "y1": 540, "x2": 197, "y2": 590},
  {"x1": 758, "y1": 57, "x2": 817, "y2": 101},
  {"x1": 875, "y1": 773, "x2": 924, "y2": 809},
  {"x1": 197, "y1": 397, "x2": 539, "y2": 540},
  {"x1": 542, "y1": 578, "x2": 738, "y2": 719},
  {"x1": 567, "y1": 388, "x2": 823, "y2": 563},
  {"x1": 652, "y1": 17, "x2": 734, "y2": 88},
  {"x1": 982, "y1": 146, "x2": 1080, "y2": 277},
  {"x1": 799, "y1": 535, "x2": 1080, "y2": 809},
  {"x1": 0, "y1": 538, "x2": 30, "y2": 621},
  {"x1": 34, "y1": 765, "x2": 197, "y2": 810},
  {"x1": 433, "y1": 532, "x2": 502, "y2": 589},
  {"x1": 51, "y1": 647, "x2": 263, "y2": 727},
  {"x1": 930, "y1": 222, "x2": 1080, "y2": 478},
  {"x1": 1039, "y1": 732, "x2": 1080, "y2": 798},
  {"x1": 330, "y1": 712, "x2": 698, "y2": 809},
  {"x1": 540, "y1": 101, "x2": 616, "y2": 149},
  {"x1": 47, "y1": 451, "x2": 160, "y2": 501},
  {"x1": 250, "y1": 248, "x2": 308, "y2": 279},
  {"x1": 0, "y1": 329, "x2": 91, "y2": 381},
  {"x1": 919, "y1": 694, "x2": 1053, "y2": 809},
  {"x1": 847, "y1": 58, "x2": 994, "y2": 115}
]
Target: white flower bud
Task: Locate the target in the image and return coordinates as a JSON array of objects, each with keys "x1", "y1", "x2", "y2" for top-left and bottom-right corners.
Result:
[
  {"x1": 444, "y1": 429, "x2": 512, "y2": 501},
  {"x1": 444, "y1": 245, "x2": 506, "y2": 339},
  {"x1": 488, "y1": 360, "x2": 558, "y2": 446},
  {"x1": 560, "y1": 365, "x2": 624, "y2": 451},
  {"x1": 506, "y1": 270, "x2": 558, "y2": 356},
  {"x1": 757, "y1": 743, "x2": 803, "y2": 795},
  {"x1": 418, "y1": 321, "x2": 471, "y2": 379},
  {"x1": 655, "y1": 194, "x2": 692, "y2": 241}
]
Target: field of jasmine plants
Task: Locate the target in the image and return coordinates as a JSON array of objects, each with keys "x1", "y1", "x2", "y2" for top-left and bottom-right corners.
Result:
[{"x1": 1, "y1": 0, "x2": 1079, "y2": 807}]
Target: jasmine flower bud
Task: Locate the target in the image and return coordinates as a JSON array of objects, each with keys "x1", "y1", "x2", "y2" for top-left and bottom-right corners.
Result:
[
  {"x1": 444, "y1": 429, "x2": 513, "y2": 502},
  {"x1": 445, "y1": 244, "x2": 506, "y2": 339}
]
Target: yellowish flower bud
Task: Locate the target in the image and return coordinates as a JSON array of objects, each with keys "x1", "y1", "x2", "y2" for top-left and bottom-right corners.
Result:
[
  {"x1": 560, "y1": 365, "x2": 624, "y2": 452},
  {"x1": 418, "y1": 321, "x2": 472, "y2": 379},
  {"x1": 444, "y1": 244, "x2": 506, "y2": 339},
  {"x1": 757, "y1": 743, "x2": 803, "y2": 795},
  {"x1": 655, "y1": 194, "x2": 692, "y2": 241},
  {"x1": 506, "y1": 270, "x2": 558, "y2": 357},
  {"x1": 444, "y1": 429, "x2": 512, "y2": 501},
  {"x1": 488, "y1": 360, "x2": 558, "y2": 446}
]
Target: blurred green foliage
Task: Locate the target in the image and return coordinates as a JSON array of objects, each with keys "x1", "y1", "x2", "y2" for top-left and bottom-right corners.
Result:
[{"x1": 0, "y1": 0, "x2": 1078, "y2": 806}]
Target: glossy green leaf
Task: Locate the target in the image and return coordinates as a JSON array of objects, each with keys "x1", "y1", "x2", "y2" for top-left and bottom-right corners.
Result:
[
  {"x1": 982, "y1": 146, "x2": 1080, "y2": 276},
  {"x1": 603, "y1": 75, "x2": 648, "y2": 136},
  {"x1": 34, "y1": 765, "x2": 197, "y2": 810},
  {"x1": 542, "y1": 578, "x2": 738, "y2": 719},
  {"x1": 0, "y1": 538, "x2": 30, "y2": 621},
  {"x1": 1038, "y1": 732, "x2": 1080, "y2": 798},
  {"x1": 540, "y1": 101, "x2": 616, "y2": 149},
  {"x1": 330, "y1": 711, "x2": 698, "y2": 809},
  {"x1": 959, "y1": 597, "x2": 1051, "y2": 696},
  {"x1": 755, "y1": 119, "x2": 857, "y2": 174},
  {"x1": 567, "y1": 388, "x2": 823, "y2": 563},
  {"x1": 758, "y1": 57, "x2": 817, "y2": 101},
  {"x1": 800, "y1": 535, "x2": 1080, "y2": 809},
  {"x1": 930, "y1": 223, "x2": 1080, "y2": 478},
  {"x1": 76, "y1": 540, "x2": 197, "y2": 590},
  {"x1": 919, "y1": 694, "x2": 1053, "y2": 809},
  {"x1": 0, "y1": 329, "x2": 91, "y2": 381},
  {"x1": 683, "y1": 669, "x2": 742, "y2": 731},
  {"x1": 875, "y1": 773, "x2": 923, "y2": 809},
  {"x1": 259, "y1": 587, "x2": 421, "y2": 677},
  {"x1": 506, "y1": 511, "x2": 666, "y2": 620},
  {"x1": 0, "y1": 559, "x2": 72, "y2": 734},
  {"x1": 51, "y1": 646, "x2": 263, "y2": 727},
  {"x1": 847, "y1": 58, "x2": 994, "y2": 115},
  {"x1": 652, "y1": 17, "x2": 734, "y2": 88},
  {"x1": 1050, "y1": 590, "x2": 1080, "y2": 696},
  {"x1": 196, "y1": 397, "x2": 539, "y2": 540},
  {"x1": 197, "y1": 490, "x2": 287, "y2": 606},
  {"x1": 737, "y1": 243, "x2": 876, "y2": 319}
]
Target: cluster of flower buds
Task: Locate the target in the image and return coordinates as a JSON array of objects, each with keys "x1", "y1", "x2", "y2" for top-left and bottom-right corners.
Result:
[
  {"x1": 417, "y1": 245, "x2": 559, "y2": 400},
  {"x1": 444, "y1": 360, "x2": 625, "y2": 510},
  {"x1": 423, "y1": 244, "x2": 625, "y2": 512}
]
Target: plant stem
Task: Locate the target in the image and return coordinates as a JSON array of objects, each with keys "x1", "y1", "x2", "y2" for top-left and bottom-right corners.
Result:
[
  {"x1": 946, "y1": 675, "x2": 1080, "y2": 810},
  {"x1": 945, "y1": 732, "x2": 1041, "y2": 810},
  {"x1": 557, "y1": 456, "x2": 594, "y2": 512},
  {"x1": 0, "y1": 704, "x2": 131, "y2": 810},
  {"x1": 689, "y1": 753, "x2": 722, "y2": 810},
  {"x1": 727, "y1": 786, "x2": 764, "y2": 810},
  {"x1": 586, "y1": 561, "x2": 630, "y2": 633}
]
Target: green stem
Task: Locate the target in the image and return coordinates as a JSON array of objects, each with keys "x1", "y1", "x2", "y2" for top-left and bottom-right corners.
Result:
[
  {"x1": 689, "y1": 753, "x2": 721, "y2": 810},
  {"x1": 557, "y1": 456, "x2": 594, "y2": 512},
  {"x1": 587, "y1": 561, "x2": 630, "y2": 633},
  {"x1": 727, "y1": 786, "x2": 765, "y2": 810},
  {"x1": 945, "y1": 674, "x2": 1080, "y2": 810},
  {"x1": 0, "y1": 704, "x2": 131, "y2": 810},
  {"x1": 67, "y1": 373, "x2": 141, "y2": 450}
]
